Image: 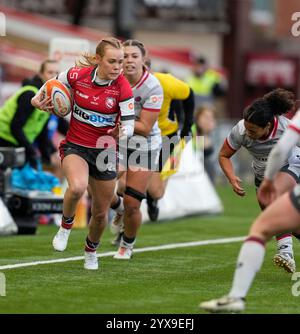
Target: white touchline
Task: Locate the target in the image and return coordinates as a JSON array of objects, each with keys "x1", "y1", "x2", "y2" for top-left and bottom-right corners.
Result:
[{"x1": 0, "y1": 236, "x2": 245, "y2": 270}]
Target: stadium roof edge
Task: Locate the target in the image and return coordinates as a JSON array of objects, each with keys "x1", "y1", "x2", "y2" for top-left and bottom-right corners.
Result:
[{"x1": 1, "y1": 5, "x2": 193, "y2": 67}]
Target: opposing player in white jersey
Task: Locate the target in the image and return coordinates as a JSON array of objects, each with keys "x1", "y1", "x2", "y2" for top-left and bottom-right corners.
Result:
[
  {"x1": 200, "y1": 106, "x2": 300, "y2": 313},
  {"x1": 109, "y1": 39, "x2": 163, "y2": 259},
  {"x1": 218, "y1": 88, "x2": 300, "y2": 273}
]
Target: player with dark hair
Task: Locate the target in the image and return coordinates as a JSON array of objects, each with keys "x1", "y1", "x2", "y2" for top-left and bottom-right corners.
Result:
[
  {"x1": 200, "y1": 105, "x2": 300, "y2": 313},
  {"x1": 218, "y1": 88, "x2": 300, "y2": 273}
]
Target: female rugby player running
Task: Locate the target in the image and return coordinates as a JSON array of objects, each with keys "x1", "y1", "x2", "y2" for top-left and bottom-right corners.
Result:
[
  {"x1": 200, "y1": 106, "x2": 300, "y2": 313},
  {"x1": 218, "y1": 89, "x2": 300, "y2": 273},
  {"x1": 32, "y1": 37, "x2": 135, "y2": 270}
]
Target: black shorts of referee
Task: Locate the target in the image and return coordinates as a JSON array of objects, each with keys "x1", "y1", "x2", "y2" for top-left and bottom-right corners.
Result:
[{"x1": 158, "y1": 131, "x2": 180, "y2": 172}]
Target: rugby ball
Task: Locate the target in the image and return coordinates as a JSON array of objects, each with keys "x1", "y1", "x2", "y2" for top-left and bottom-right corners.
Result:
[{"x1": 43, "y1": 79, "x2": 72, "y2": 117}]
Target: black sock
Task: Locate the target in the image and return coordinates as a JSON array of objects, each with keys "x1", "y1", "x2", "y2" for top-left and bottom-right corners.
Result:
[{"x1": 123, "y1": 234, "x2": 136, "y2": 244}]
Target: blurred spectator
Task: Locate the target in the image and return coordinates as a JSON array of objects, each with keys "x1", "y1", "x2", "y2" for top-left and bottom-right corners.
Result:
[
  {"x1": 42, "y1": 114, "x2": 69, "y2": 180},
  {"x1": 192, "y1": 104, "x2": 217, "y2": 183},
  {"x1": 186, "y1": 56, "x2": 227, "y2": 108},
  {"x1": 0, "y1": 59, "x2": 59, "y2": 169}
]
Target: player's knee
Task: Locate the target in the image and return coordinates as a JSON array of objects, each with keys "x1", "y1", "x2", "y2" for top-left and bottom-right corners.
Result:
[
  {"x1": 124, "y1": 202, "x2": 140, "y2": 217},
  {"x1": 124, "y1": 197, "x2": 141, "y2": 215},
  {"x1": 68, "y1": 182, "x2": 87, "y2": 200},
  {"x1": 91, "y1": 210, "x2": 107, "y2": 224},
  {"x1": 149, "y1": 187, "x2": 164, "y2": 200}
]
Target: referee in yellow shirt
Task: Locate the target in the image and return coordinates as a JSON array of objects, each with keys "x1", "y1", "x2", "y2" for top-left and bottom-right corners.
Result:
[{"x1": 146, "y1": 66, "x2": 195, "y2": 221}]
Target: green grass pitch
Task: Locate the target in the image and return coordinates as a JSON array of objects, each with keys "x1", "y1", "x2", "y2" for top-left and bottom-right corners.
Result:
[{"x1": 0, "y1": 185, "x2": 299, "y2": 314}]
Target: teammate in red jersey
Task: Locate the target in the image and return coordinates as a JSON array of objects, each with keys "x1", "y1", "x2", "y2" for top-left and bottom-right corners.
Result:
[{"x1": 31, "y1": 37, "x2": 135, "y2": 270}]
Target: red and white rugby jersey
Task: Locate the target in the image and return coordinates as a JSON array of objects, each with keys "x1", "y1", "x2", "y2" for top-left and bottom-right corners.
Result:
[
  {"x1": 119, "y1": 70, "x2": 163, "y2": 152},
  {"x1": 226, "y1": 115, "x2": 300, "y2": 181},
  {"x1": 57, "y1": 66, "x2": 134, "y2": 148}
]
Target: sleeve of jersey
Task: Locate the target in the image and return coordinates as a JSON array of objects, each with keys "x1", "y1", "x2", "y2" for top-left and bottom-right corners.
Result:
[
  {"x1": 226, "y1": 123, "x2": 242, "y2": 151},
  {"x1": 265, "y1": 110, "x2": 300, "y2": 180},
  {"x1": 143, "y1": 85, "x2": 164, "y2": 112},
  {"x1": 58, "y1": 67, "x2": 80, "y2": 89},
  {"x1": 119, "y1": 97, "x2": 135, "y2": 138},
  {"x1": 57, "y1": 70, "x2": 69, "y2": 86},
  {"x1": 264, "y1": 127, "x2": 300, "y2": 181}
]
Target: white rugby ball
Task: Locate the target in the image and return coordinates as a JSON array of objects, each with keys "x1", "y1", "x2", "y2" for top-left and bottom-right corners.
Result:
[{"x1": 43, "y1": 79, "x2": 72, "y2": 117}]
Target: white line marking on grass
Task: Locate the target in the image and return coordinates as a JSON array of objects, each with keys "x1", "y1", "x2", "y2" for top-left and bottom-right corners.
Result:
[{"x1": 0, "y1": 236, "x2": 245, "y2": 271}]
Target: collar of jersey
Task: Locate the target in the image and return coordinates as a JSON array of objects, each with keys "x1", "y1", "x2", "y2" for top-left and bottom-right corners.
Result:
[
  {"x1": 91, "y1": 66, "x2": 114, "y2": 86},
  {"x1": 132, "y1": 70, "x2": 149, "y2": 90}
]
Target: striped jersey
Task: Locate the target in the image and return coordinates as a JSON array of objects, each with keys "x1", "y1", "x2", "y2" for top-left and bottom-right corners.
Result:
[
  {"x1": 58, "y1": 66, "x2": 134, "y2": 148},
  {"x1": 122, "y1": 70, "x2": 163, "y2": 152},
  {"x1": 226, "y1": 116, "x2": 300, "y2": 181}
]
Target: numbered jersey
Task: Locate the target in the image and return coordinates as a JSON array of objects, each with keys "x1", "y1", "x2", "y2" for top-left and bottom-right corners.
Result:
[
  {"x1": 227, "y1": 116, "x2": 300, "y2": 181},
  {"x1": 58, "y1": 66, "x2": 133, "y2": 148}
]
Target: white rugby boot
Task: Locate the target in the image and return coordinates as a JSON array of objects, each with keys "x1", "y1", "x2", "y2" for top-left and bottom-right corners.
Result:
[
  {"x1": 273, "y1": 253, "x2": 296, "y2": 273},
  {"x1": 52, "y1": 227, "x2": 71, "y2": 252},
  {"x1": 113, "y1": 246, "x2": 133, "y2": 260},
  {"x1": 84, "y1": 251, "x2": 98, "y2": 270},
  {"x1": 200, "y1": 295, "x2": 245, "y2": 313}
]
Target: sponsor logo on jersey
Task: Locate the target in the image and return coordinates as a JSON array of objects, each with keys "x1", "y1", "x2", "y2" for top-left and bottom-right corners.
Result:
[
  {"x1": 151, "y1": 96, "x2": 158, "y2": 103},
  {"x1": 77, "y1": 82, "x2": 93, "y2": 89},
  {"x1": 91, "y1": 96, "x2": 100, "y2": 106},
  {"x1": 151, "y1": 95, "x2": 163, "y2": 104},
  {"x1": 105, "y1": 97, "x2": 116, "y2": 109},
  {"x1": 75, "y1": 90, "x2": 89, "y2": 99},
  {"x1": 105, "y1": 89, "x2": 119, "y2": 96},
  {"x1": 73, "y1": 104, "x2": 116, "y2": 127}
]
